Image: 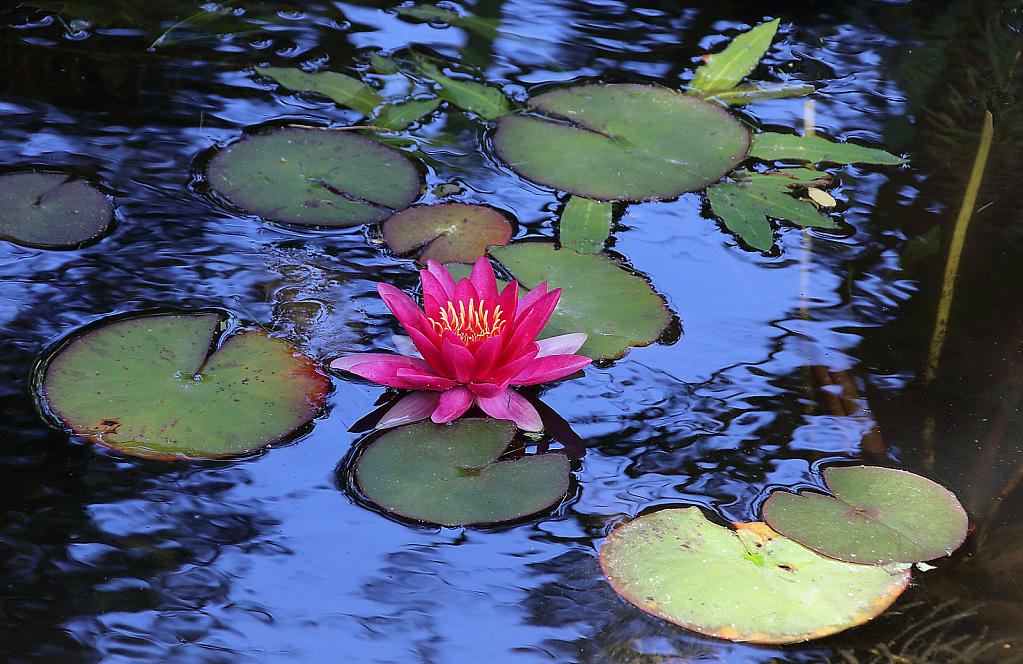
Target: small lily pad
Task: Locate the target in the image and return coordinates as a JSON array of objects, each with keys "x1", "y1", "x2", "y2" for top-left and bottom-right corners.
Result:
[
  {"x1": 599, "y1": 507, "x2": 910, "y2": 644},
  {"x1": 38, "y1": 312, "x2": 329, "y2": 460},
  {"x1": 355, "y1": 418, "x2": 570, "y2": 526},
  {"x1": 382, "y1": 203, "x2": 512, "y2": 264},
  {"x1": 489, "y1": 243, "x2": 671, "y2": 360},
  {"x1": 492, "y1": 84, "x2": 749, "y2": 201},
  {"x1": 762, "y1": 466, "x2": 969, "y2": 565},
  {"x1": 0, "y1": 173, "x2": 112, "y2": 248},
  {"x1": 207, "y1": 127, "x2": 421, "y2": 227}
]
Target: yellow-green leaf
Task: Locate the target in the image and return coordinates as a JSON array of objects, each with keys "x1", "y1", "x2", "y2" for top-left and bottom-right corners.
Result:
[
  {"x1": 559, "y1": 196, "x2": 612, "y2": 253},
  {"x1": 690, "y1": 19, "x2": 780, "y2": 93}
]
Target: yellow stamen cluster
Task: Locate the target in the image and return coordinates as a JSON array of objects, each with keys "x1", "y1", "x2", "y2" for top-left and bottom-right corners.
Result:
[{"x1": 428, "y1": 298, "x2": 506, "y2": 344}]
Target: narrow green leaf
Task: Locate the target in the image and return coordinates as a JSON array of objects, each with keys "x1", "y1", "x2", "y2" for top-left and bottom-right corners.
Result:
[
  {"x1": 560, "y1": 196, "x2": 612, "y2": 253},
  {"x1": 690, "y1": 19, "x2": 780, "y2": 93},
  {"x1": 369, "y1": 52, "x2": 399, "y2": 75},
  {"x1": 698, "y1": 82, "x2": 815, "y2": 106},
  {"x1": 706, "y1": 185, "x2": 775, "y2": 251},
  {"x1": 372, "y1": 97, "x2": 441, "y2": 131},
  {"x1": 254, "y1": 66, "x2": 383, "y2": 116},
  {"x1": 751, "y1": 133, "x2": 908, "y2": 165},
  {"x1": 751, "y1": 186, "x2": 838, "y2": 228},
  {"x1": 395, "y1": 5, "x2": 500, "y2": 40},
  {"x1": 417, "y1": 62, "x2": 509, "y2": 120}
]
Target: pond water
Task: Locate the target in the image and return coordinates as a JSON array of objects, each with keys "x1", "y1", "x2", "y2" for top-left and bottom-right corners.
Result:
[{"x1": 2, "y1": 0, "x2": 1023, "y2": 661}]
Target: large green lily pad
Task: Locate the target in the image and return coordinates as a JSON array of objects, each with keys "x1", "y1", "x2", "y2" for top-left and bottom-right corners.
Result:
[
  {"x1": 599, "y1": 507, "x2": 910, "y2": 644},
  {"x1": 207, "y1": 127, "x2": 420, "y2": 227},
  {"x1": 0, "y1": 173, "x2": 112, "y2": 248},
  {"x1": 492, "y1": 84, "x2": 749, "y2": 201},
  {"x1": 355, "y1": 418, "x2": 570, "y2": 526},
  {"x1": 38, "y1": 312, "x2": 329, "y2": 460},
  {"x1": 382, "y1": 202, "x2": 512, "y2": 264},
  {"x1": 489, "y1": 243, "x2": 671, "y2": 360},
  {"x1": 762, "y1": 466, "x2": 969, "y2": 565}
]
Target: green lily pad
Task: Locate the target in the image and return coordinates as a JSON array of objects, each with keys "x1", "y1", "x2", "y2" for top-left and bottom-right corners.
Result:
[
  {"x1": 355, "y1": 418, "x2": 570, "y2": 526},
  {"x1": 207, "y1": 127, "x2": 421, "y2": 227},
  {"x1": 382, "y1": 202, "x2": 512, "y2": 264},
  {"x1": 492, "y1": 84, "x2": 749, "y2": 201},
  {"x1": 0, "y1": 173, "x2": 112, "y2": 248},
  {"x1": 762, "y1": 466, "x2": 969, "y2": 565},
  {"x1": 599, "y1": 507, "x2": 911, "y2": 644},
  {"x1": 489, "y1": 243, "x2": 671, "y2": 360},
  {"x1": 38, "y1": 312, "x2": 329, "y2": 460}
]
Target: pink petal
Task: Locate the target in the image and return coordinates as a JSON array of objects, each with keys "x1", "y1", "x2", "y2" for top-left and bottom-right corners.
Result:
[
  {"x1": 378, "y1": 283, "x2": 429, "y2": 336},
  {"x1": 405, "y1": 325, "x2": 449, "y2": 376},
  {"x1": 467, "y1": 381, "x2": 505, "y2": 398},
  {"x1": 348, "y1": 358, "x2": 455, "y2": 390},
  {"x1": 393, "y1": 367, "x2": 459, "y2": 391},
  {"x1": 501, "y1": 289, "x2": 561, "y2": 362},
  {"x1": 508, "y1": 354, "x2": 592, "y2": 386},
  {"x1": 433, "y1": 385, "x2": 475, "y2": 423},
  {"x1": 377, "y1": 391, "x2": 441, "y2": 429},
  {"x1": 470, "y1": 335, "x2": 504, "y2": 378},
  {"x1": 514, "y1": 281, "x2": 548, "y2": 318},
  {"x1": 476, "y1": 388, "x2": 543, "y2": 431},
  {"x1": 423, "y1": 260, "x2": 457, "y2": 300},
  {"x1": 536, "y1": 333, "x2": 588, "y2": 357},
  {"x1": 487, "y1": 345, "x2": 540, "y2": 387},
  {"x1": 440, "y1": 336, "x2": 477, "y2": 383},
  {"x1": 330, "y1": 353, "x2": 431, "y2": 372},
  {"x1": 453, "y1": 274, "x2": 480, "y2": 307},
  {"x1": 469, "y1": 256, "x2": 498, "y2": 301}
]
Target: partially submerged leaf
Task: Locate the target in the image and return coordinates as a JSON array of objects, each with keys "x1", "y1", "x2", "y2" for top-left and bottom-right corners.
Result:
[
  {"x1": 207, "y1": 127, "x2": 421, "y2": 227},
  {"x1": 0, "y1": 173, "x2": 112, "y2": 248},
  {"x1": 372, "y1": 97, "x2": 442, "y2": 131},
  {"x1": 417, "y1": 62, "x2": 509, "y2": 120},
  {"x1": 698, "y1": 82, "x2": 815, "y2": 106},
  {"x1": 395, "y1": 4, "x2": 500, "y2": 40},
  {"x1": 762, "y1": 466, "x2": 969, "y2": 565},
  {"x1": 382, "y1": 202, "x2": 512, "y2": 264},
  {"x1": 690, "y1": 19, "x2": 781, "y2": 93},
  {"x1": 559, "y1": 196, "x2": 612, "y2": 254},
  {"x1": 355, "y1": 418, "x2": 570, "y2": 526},
  {"x1": 599, "y1": 507, "x2": 911, "y2": 644},
  {"x1": 490, "y1": 243, "x2": 671, "y2": 360},
  {"x1": 751, "y1": 133, "x2": 908, "y2": 165},
  {"x1": 255, "y1": 66, "x2": 383, "y2": 116},
  {"x1": 493, "y1": 84, "x2": 749, "y2": 201},
  {"x1": 38, "y1": 312, "x2": 329, "y2": 460}
]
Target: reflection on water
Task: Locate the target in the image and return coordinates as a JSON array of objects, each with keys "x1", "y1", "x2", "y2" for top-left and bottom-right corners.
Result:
[{"x1": 2, "y1": 0, "x2": 1023, "y2": 661}]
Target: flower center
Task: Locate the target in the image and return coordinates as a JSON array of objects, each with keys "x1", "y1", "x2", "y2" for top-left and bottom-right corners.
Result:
[{"x1": 429, "y1": 298, "x2": 506, "y2": 345}]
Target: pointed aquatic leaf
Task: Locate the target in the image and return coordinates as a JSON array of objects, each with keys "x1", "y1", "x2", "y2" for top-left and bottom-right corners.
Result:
[
  {"x1": 599, "y1": 507, "x2": 910, "y2": 644},
  {"x1": 417, "y1": 62, "x2": 509, "y2": 120},
  {"x1": 490, "y1": 243, "x2": 671, "y2": 360},
  {"x1": 0, "y1": 173, "x2": 112, "y2": 248},
  {"x1": 208, "y1": 127, "x2": 420, "y2": 227},
  {"x1": 690, "y1": 19, "x2": 781, "y2": 93},
  {"x1": 369, "y1": 52, "x2": 399, "y2": 75},
  {"x1": 372, "y1": 97, "x2": 441, "y2": 131},
  {"x1": 493, "y1": 84, "x2": 749, "y2": 201},
  {"x1": 706, "y1": 185, "x2": 775, "y2": 250},
  {"x1": 762, "y1": 466, "x2": 969, "y2": 565},
  {"x1": 382, "y1": 202, "x2": 512, "y2": 263},
  {"x1": 698, "y1": 82, "x2": 815, "y2": 106},
  {"x1": 255, "y1": 66, "x2": 383, "y2": 115},
  {"x1": 355, "y1": 418, "x2": 570, "y2": 526},
  {"x1": 559, "y1": 196, "x2": 612, "y2": 254},
  {"x1": 751, "y1": 133, "x2": 908, "y2": 165},
  {"x1": 38, "y1": 312, "x2": 329, "y2": 460}
]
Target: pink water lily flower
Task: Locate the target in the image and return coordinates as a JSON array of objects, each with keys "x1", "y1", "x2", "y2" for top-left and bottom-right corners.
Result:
[{"x1": 331, "y1": 257, "x2": 591, "y2": 431}]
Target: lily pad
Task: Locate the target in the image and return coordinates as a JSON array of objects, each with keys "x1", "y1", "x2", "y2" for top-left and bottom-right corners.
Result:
[
  {"x1": 382, "y1": 203, "x2": 512, "y2": 264},
  {"x1": 355, "y1": 418, "x2": 570, "y2": 526},
  {"x1": 38, "y1": 312, "x2": 329, "y2": 460},
  {"x1": 489, "y1": 243, "x2": 671, "y2": 360},
  {"x1": 492, "y1": 84, "x2": 749, "y2": 201},
  {"x1": 207, "y1": 127, "x2": 421, "y2": 227},
  {"x1": 599, "y1": 507, "x2": 911, "y2": 644},
  {"x1": 0, "y1": 173, "x2": 112, "y2": 248},
  {"x1": 762, "y1": 466, "x2": 969, "y2": 565}
]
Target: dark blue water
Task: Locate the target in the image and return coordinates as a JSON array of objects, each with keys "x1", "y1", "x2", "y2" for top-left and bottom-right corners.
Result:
[{"x1": 2, "y1": 1, "x2": 1022, "y2": 662}]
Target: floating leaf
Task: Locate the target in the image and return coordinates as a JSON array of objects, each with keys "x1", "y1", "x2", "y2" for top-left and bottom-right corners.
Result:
[
  {"x1": 559, "y1": 196, "x2": 612, "y2": 254},
  {"x1": 690, "y1": 19, "x2": 781, "y2": 93},
  {"x1": 762, "y1": 466, "x2": 969, "y2": 565},
  {"x1": 417, "y1": 62, "x2": 509, "y2": 120},
  {"x1": 395, "y1": 5, "x2": 500, "y2": 40},
  {"x1": 751, "y1": 133, "x2": 908, "y2": 165},
  {"x1": 255, "y1": 66, "x2": 383, "y2": 116},
  {"x1": 38, "y1": 312, "x2": 329, "y2": 460},
  {"x1": 372, "y1": 97, "x2": 441, "y2": 131},
  {"x1": 599, "y1": 507, "x2": 911, "y2": 644},
  {"x1": 369, "y1": 52, "x2": 399, "y2": 75},
  {"x1": 207, "y1": 127, "x2": 421, "y2": 227},
  {"x1": 382, "y1": 202, "x2": 512, "y2": 264},
  {"x1": 0, "y1": 173, "x2": 112, "y2": 248},
  {"x1": 698, "y1": 82, "x2": 815, "y2": 106},
  {"x1": 490, "y1": 243, "x2": 671, "y2": 360},
  {"x1": 493, "y1": 84, "x2": 749, "y2": 201},
  {"x1": 355, "y1": 418, "x2": 570, "y2": 526}
]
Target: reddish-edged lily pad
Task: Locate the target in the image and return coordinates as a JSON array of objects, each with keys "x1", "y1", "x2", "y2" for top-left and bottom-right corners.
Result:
[
  {"x1": 0, "y1": 173, "x2": 112, "y2": 248},
  {"x1": 355, "y1": 418, "x2": 570, "y2": 526},
  {"x1": 762, "y1": 466, "x2": 969, "y2": 565},
  {"x1": 37, "y1": 312, "x2": 329, "y2": 460},
  {"x1": 599, "y1": 507, "x2": 910, "y2": 644},
  {"x1": 492, "y1": 84, "x2": 749, "y2": 201},
  {"x1": 382, "y1": 203, "x2": 512, "y2": 264},
  {"x1": 207, "y1": 127, "x2": 421, "y2": 227}
]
